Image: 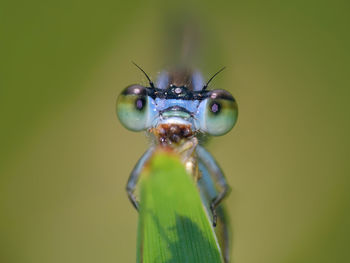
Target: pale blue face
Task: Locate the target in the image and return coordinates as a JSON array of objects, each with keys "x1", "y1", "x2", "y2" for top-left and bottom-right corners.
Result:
[{"x1": 116, "y1": 71, "x2": 238, "y2": 136}]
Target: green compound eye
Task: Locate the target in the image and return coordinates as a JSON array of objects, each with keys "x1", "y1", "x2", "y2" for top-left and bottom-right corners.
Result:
[
  {"x1": 203, "y1": 90, "x2": 238, "y2": 136},
  {"x1": 116, "y1": 85, "x2": 150, "y2": 131}
]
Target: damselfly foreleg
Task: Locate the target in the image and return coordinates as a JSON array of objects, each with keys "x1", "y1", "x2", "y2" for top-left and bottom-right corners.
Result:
[
  {"x1": 126, "y1": 147, "x2": 155, "y2": 210},
  {"x1": 196, "y1": 145, "x2": 231, "y2": 227}
]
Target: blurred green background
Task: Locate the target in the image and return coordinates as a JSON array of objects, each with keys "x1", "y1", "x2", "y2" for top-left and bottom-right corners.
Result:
[{"x1": 1, "y1": 0, "x2": 349, "y2": 262}]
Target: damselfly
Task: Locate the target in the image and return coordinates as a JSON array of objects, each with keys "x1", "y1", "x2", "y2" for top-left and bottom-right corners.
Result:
[{"x1": 116, "y1": 63, "x2": 238, "y2": 262}]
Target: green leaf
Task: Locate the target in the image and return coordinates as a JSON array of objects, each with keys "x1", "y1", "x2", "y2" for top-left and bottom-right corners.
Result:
[{"x1": 137, "y1": 150, "x2": 224, "y2": 263}]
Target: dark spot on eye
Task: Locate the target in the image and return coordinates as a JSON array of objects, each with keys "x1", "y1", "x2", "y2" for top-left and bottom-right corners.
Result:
[
  {"x1": 135, "y1": 98, "x2": 145, "y2": 111},
  {"x1": 210, "y1": 101, "x2": 221, "y2": 114}
]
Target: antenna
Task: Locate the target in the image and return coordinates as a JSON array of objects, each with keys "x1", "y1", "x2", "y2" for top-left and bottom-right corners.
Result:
[
  {"x1": 202, "y1": 67, "x2": 226, "y2": 90},
  {"x1": 132, "y1": 61, "x2": 155, "y2": 89}
]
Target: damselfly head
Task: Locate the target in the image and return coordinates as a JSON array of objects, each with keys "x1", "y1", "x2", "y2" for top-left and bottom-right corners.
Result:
[{"x1": 116, "y1": 67, "x2": 238, "y2": 144}]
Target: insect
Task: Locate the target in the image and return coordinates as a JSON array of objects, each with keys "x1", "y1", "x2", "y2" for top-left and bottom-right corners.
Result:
[{"x1": 116, "y1": 63, "x2": 238, "y2": 262}]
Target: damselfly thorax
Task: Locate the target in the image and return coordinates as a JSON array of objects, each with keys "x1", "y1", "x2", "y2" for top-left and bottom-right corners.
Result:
[{"x1": 116, "y1": 65, "x2": 238, "y2": 263}]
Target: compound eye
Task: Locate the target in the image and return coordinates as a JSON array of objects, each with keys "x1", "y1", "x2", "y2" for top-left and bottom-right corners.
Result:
[
  {"x1": 202, "y1": 89, "x2": 238, "y2": 136},
  {"x1": 116, "y1": 85, "x2": 150, "y2": 131}
]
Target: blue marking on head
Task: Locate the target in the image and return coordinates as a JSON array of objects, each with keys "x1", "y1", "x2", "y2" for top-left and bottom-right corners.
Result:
[{"x1": 155, "y1": 99, "x2": 200, "y2": 113}]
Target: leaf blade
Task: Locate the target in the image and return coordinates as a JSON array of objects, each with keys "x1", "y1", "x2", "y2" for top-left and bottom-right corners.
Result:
[{"x1": 137, "y1": 150, "x2": 223, "y2": 263}]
